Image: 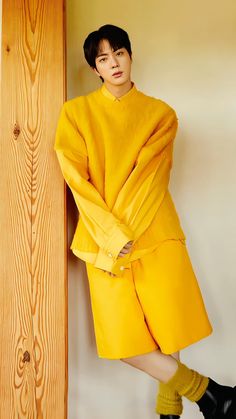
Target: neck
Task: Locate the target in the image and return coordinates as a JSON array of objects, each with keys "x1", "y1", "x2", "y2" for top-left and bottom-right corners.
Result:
[{"x1": 103, "y1": 79, "x2": 133, "y2": 99}]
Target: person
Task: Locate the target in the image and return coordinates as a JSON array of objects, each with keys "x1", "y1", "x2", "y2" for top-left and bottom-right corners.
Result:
[{"x1": 54, "y1": 24, "x2": 236, "y2": 418}]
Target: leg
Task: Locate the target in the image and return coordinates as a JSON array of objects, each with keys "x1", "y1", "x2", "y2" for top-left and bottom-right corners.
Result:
[
  {"x1": 156, "y1": 351, "x2": 183, "y2": 417},
  {"x1": 121, "y1": 348, "x2": 179, "y2": 383},
  {"x1": 171, "y1": 351, "x2": 180, "y2": 362},
  {"x1": 121, "y1": 349, "x2": 236, "y2": 418}
]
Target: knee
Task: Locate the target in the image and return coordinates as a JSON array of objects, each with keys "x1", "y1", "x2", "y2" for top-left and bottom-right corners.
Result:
[
  {"x1": 120, "y1": 357, "x2": 135, "y2": 365},
  {"x1": 120, "y1": 356, "x2": 139, "y2": 365},
  {"x1": 171, "y1": 351, "x2": 180, "y2": 361}
]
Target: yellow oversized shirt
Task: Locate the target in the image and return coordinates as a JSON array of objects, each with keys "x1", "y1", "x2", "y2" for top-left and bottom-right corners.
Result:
[{"x1": 54, "y1": 82, "x2": 186, "y2": 276}]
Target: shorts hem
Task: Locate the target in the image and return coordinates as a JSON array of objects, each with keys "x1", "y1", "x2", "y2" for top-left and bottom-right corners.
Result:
[
  {"x1": 97, "y1": 344, "x2": 159, "y2": 360},
  {"x1": 159, "y1": 326, "x2": 213, "y2": 355},
  {"x1": 96, "y1": 327, "x2": 213, "y2": 359}
]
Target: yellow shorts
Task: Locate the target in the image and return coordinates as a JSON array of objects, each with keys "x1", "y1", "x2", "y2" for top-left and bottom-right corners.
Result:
[{"x1": 85, "y1": 239, "x2": 213, "y2": 359}]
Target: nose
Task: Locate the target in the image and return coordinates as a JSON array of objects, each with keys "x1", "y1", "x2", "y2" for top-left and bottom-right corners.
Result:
[{"x1": 110, "y1": 54, "x2": 119, "y2": 68}]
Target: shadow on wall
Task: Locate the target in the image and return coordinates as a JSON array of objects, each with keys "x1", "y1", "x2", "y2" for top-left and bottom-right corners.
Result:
[
  {"x1": 70, "y1": 63, "x2": 101, "y2": 98},
  {"x1": 67, "y1": 188, "x2": 97, "y2": 350}
]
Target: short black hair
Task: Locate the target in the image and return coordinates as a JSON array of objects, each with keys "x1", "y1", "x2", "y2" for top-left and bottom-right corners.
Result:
[{"x1": 83, "y1": 24, "x2": 132, "y2": 82}]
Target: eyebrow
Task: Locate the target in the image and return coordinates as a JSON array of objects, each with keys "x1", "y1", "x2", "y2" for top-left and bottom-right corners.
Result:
[
  {"x1": 96, "y1": 48, "x2": 123, "y2": 59},
  {"x1": 96, "y1": 52, "x2": 109, "y2": 58}
]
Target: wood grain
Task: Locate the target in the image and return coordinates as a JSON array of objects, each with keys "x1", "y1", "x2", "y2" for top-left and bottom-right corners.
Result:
[{"x1": 0, "y1": 0, "x2": 67, "y2": 417}]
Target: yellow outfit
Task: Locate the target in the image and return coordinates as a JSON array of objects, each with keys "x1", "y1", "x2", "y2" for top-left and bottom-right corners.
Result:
[
  {"x1": 54, "y1": 81, "x2": 186, "y2": 276},
  {"x1": 54, "y1": 81, "x2": 213, "y2": 359}
]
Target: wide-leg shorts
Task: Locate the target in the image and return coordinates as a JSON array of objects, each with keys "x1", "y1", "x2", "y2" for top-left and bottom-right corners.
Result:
[{"x1": 85, "y1": 238, "x2": 213, "y2": 359}]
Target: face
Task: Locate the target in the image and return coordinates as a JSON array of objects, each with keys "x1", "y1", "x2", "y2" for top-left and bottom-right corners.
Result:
[{"x1": 93, "y1": 39, "x2": 132, "y2": 86}]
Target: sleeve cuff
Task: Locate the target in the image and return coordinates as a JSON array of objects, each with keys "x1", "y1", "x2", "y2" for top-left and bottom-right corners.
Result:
[
  {"x1": 94, "y1": 249, "x2": 132, "y2": 277},
  {"x1": 102, "y1": 222, "x2": 134, "y2": 260}
]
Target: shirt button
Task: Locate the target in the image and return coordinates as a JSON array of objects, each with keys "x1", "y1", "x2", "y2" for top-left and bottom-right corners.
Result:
[
  {"x1": 120, "y1": 266, "x2": 125, "y2": 271},
  {"x1": 108, "y1": 252, "x2": 113, "y2": 258}
]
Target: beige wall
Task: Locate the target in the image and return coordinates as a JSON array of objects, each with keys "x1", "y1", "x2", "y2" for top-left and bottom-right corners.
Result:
[{"x1": 66, "y1": 1, "x2": 236, "y2": 418}]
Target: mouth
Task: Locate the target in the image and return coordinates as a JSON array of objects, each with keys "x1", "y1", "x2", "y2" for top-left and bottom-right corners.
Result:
[{"x1": 112, "y1": 71, "x2": 123, "y2": 77}]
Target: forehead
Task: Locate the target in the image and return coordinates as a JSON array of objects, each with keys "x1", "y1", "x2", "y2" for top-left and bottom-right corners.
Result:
[
  {"x1": 97, "y1": 39, "x2": 114, "y2": 53},
  {"x1": 96, "y1": 39, "x2": 123, "y2": 56}
]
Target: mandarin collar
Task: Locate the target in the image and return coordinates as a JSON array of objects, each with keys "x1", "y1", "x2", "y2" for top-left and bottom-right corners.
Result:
[{"x1": 100, "y1": 81, "x2": 137, "y2": 102}]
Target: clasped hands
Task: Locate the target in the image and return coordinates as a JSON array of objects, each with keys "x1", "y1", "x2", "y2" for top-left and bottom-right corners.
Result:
[{"x1": 102, "y1": 240, "x2": 134, "y2": 277}]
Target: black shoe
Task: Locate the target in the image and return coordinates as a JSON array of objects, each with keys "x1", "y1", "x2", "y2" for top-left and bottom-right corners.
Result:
[
  {"x1": 160, "y1": 416, "x2": 180, "y2": 419},
  {"x1": 196, "y1": 377, "x2": 236, "y2": 418}
]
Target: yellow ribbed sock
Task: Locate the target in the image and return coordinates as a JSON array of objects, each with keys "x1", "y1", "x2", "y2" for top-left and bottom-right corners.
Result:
[
  {"x1": 165, "y1": 359, "x2": 209, "y2": 402},
  {"x1": 155, "y1": 381, "x2": 183, "y2": 416}
]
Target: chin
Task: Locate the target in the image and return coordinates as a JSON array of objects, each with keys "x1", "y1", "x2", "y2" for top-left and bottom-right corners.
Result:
[{"x1": 111, "y1": 76, "x2": 129, "y2": 85}]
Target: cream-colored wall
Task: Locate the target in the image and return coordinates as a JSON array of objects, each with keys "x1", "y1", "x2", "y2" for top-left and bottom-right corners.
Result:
[{"x1": 66, "y1": 1, "x2": 236, "y2": 418}]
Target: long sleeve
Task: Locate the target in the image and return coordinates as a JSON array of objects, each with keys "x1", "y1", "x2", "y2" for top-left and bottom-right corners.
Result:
[
  {"x1": 54, "y1": 102, "x2": 134, "y2": 272},
  {"x1": 111, "y1": 108, "x2": 178, "y2": 242}
]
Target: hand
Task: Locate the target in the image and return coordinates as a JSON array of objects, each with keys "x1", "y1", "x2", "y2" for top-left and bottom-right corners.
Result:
[
  {"x1": 102, "y1": 241, "x2": 134, "y2": 277},
  {"x1": 102, "y1": 270, "x2": 117, "y2": 277},
  {"x1": 118, "y1": 241, "x2": 134, "y2": 258}
]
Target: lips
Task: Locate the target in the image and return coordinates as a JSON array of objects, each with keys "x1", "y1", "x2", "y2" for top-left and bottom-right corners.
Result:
[{"x1": 112, "y1": 71, "x2": 123, "y2": 76}]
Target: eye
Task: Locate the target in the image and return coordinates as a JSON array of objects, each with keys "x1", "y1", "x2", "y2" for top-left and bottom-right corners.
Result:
[
  {"x1": 99, "y1": 57, "x2": 106, "y2": 62},
  {"x1": 116, "y1": 51, "x2": 124, "y2": 56}
]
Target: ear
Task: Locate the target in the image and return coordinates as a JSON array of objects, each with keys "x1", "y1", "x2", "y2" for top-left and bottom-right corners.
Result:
[{"x1": 92, "y1": 66, "x2": 101, "y2": 78}]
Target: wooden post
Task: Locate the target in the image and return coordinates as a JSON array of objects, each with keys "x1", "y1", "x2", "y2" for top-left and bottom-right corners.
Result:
[{"x1": 0, "y1": 0, "x2": 67, "y2": 417}]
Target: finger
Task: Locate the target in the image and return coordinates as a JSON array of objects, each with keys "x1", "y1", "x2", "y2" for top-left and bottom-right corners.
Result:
[
  {"x1": 124, "y1": 243, "x2": 132, "y2": 249},
  {"x1": 118, "y1": 251, "x2": 126, "y2": 257},
  {"x1": 118, "y1": 249, "x2": 131, "y2": 257},
  {"x1": 121, "y1": 248, "x2": 131, "y2": 254}
]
